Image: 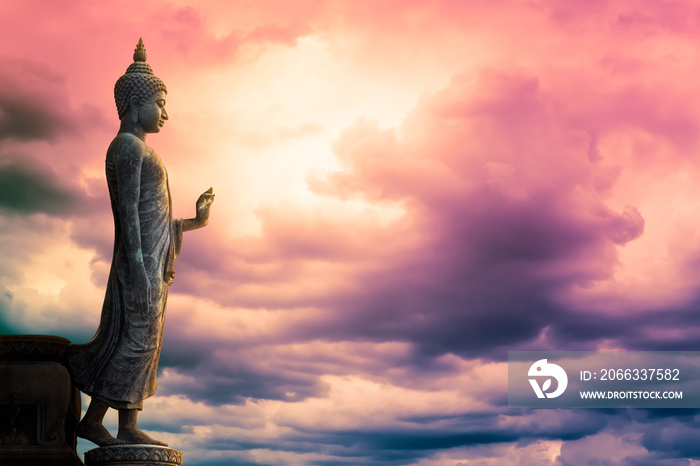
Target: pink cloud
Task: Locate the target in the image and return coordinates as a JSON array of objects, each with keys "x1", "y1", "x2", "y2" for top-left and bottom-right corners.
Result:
[{"x1": 148, "y1": 66, "x2": 648, "y2": 366}]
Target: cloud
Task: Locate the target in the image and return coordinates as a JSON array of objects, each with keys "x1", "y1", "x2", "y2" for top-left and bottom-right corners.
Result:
[
  {"x1": 0, "y1": 58, "x2": 82, "y2": 143},
  {"x1": 144, "y1": 5, "x2": 311, "y2": 67},
  {"x1": 553, "y1": 409, "x2": 700, "y2": 466},
  {"x1": 245, "y1": 22, "x2": 312, "y2": 46},
  {"x1": 636, "y1": 413, "x2": 700, "y2": 460},
  {"x1": 135, "y1": 67, "x2": 661, "y2": 425},
  {"x1": 126, "y1": 366, "x2": 615, "y2": 465},
  {"x1": 0, "y1": 157, "x2": 77, "y2": 216},
  {"x1": 556, "y1": 432, "x2": 649, "y2": 466},
  {"x1": 297, "y1": 69, "x2": 652, "y2": 360},
  {"x1": 0, "y1": 298, "x2": 21, "y2": 334},
  {"x1": 183, "y1": 68, "x2": 645, "y2": 360}
]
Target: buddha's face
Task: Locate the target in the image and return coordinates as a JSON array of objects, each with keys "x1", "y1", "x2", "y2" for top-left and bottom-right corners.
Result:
[{"x1": 138, "y1": 91, "x2": 168, "y2": 133}]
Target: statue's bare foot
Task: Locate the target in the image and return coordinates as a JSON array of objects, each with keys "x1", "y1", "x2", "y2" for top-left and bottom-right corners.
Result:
[
  {"x1": 117, "y1": 427, "x2": 168, "y2": 446},
  {"x1": 76, "y1": 420, "x2": 125, "y2": 447}
]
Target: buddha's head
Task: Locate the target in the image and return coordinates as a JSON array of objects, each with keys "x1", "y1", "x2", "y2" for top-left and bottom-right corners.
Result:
[{"x1": 114, "y1": 39, "x2": 167, "y2": 120}]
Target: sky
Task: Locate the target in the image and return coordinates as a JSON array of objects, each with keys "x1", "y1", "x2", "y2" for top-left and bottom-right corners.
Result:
[{"x1": 4, "y1": 0, "x2": 700, "y2": 464}]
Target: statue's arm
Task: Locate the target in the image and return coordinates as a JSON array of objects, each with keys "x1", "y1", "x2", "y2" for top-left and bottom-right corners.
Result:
[
  {"x1": 113, "y1": 137, "x2": 151, "y2": 313},
  {"x1": 169, "y1": 189, "x2": 214, "y2": 269},
  {"x1": 178, "y1": 187, "x2": 215, "y2": 233}
]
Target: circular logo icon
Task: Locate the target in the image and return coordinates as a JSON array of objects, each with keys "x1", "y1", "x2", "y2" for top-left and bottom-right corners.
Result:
[{"x1": 528, "y1": 359, "x2": 568, "y2": 399}]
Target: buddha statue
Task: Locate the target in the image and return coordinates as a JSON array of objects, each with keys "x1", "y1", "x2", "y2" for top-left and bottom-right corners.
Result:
[{"x1": 68, "y1": 39, "x2": 215, "y2": 447}]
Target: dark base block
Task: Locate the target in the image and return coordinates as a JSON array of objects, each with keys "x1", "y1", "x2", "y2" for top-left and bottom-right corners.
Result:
[
  {"x1": 0, "y1": 335, "x2": 83, "y2": 466},
  {"x1": 0, "y1": 450, "x2": 83, "y2": 466},
  {"x1": 84, "y1": 445, "x2": 183, "y2": 466}
]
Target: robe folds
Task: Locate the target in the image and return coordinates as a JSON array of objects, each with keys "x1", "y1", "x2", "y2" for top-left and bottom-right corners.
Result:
[{"x1": 69, "y1": 133, "x2": 183, "y2": 410}]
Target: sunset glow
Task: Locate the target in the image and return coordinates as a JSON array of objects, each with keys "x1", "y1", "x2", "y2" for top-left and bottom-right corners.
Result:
[{"x1": 4, "y1": 0, "x2": 700, "y2": 464}]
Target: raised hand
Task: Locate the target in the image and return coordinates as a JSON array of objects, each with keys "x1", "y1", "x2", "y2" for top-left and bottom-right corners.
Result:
[
  {"x1": 195, "y1": 187, "x2": 215, "y2": 225},
  {"x1": 179, "y1": 187, "x2": 215, "y2": 232}
]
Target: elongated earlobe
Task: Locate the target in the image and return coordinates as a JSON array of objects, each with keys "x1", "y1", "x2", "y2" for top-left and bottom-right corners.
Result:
[{"x1": 130, "y1": 95, "x2": 140, "y2": 124}]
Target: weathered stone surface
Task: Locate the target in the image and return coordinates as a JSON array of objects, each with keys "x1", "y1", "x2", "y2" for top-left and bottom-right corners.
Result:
[
  {"x1": 84, "y1": 445, "x2": 183, "y2": 466},
  {"x1": 0, "y1": 335, "x2": 83, "y2": 466}
]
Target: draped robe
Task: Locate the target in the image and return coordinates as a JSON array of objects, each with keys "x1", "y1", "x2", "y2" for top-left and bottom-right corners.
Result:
[{"x1": 69, "y1": 133, "x2": 183, "y2": 410}]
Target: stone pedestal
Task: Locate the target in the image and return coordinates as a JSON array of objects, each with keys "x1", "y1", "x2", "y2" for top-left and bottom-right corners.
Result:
[
  {"x1": 84, "y1": 445, "x2": 183, "y2": 466},
  {"x1": 0, "y1": 335, "x2": 83, "y2": 466}
]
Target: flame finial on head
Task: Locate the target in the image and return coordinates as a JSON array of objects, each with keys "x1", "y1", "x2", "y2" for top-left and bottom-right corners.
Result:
[{"x1": 133, "y1": 38, "x2": 147, "y2": 62}]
